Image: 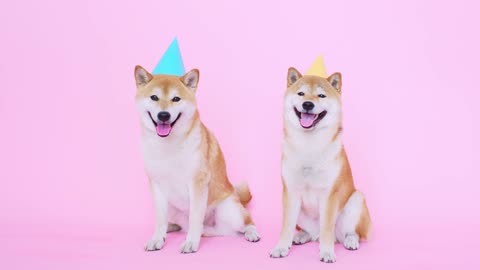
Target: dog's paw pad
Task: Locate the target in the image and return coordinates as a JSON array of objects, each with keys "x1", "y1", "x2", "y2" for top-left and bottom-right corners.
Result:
[
  {"x1": 270, "y1": 246, "x2": 289, "y2": 258},
  {"x1": 343, "y1": 234, "x2": 359, "y2": 250},
  {"x1": 293, "y1": 231, "x2": 311, "y2": 245},
  {"x1": 145, "y1": 237, "x2": 165, "y2": 251},
  {"x1": 319, "y1": 250, "x2": 336, "y2": 263},
  {"x1": 179, "y1": 240, "x2": 199, "y2": 253}
]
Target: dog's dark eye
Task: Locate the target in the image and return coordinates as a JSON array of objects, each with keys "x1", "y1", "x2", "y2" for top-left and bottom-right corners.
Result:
[
  {"x1": 318, "y1": 94, "x2": 326, "y2": 98},
  {"x1": 297, "y1": 92, "x2": 304, "y2": 96},
  {"x1": 150, "y1": 95, "x2": 159, "y2": 101},
  {"x1": 172, "y1": 96, "x2": 181, "y2": 102}
]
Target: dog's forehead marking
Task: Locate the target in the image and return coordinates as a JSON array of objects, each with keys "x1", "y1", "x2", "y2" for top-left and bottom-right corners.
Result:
[
  {"x1": 299, "y1": 83, "x2": 324, "y2": 93},
  {"x1": 316, "y1": 86, "x2": 326, "y2": 93},
  {"x1": 298, "y1": 84, "x2": 311, "y2": 93},
  {"x1": 151, "y1": 86, "x2": 163, "y2": 95},
  {"x1": 151, "y1": 86, "x2": 178, "y2": 97}
]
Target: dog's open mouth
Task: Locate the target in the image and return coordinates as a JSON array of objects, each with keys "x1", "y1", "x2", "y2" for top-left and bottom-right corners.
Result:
[
  {"x1": 294, "y1": 107, "x2": 327, "y2": 129},
  {"x1": 147, "y1": 112, "x2": 181, "y2": 137}
]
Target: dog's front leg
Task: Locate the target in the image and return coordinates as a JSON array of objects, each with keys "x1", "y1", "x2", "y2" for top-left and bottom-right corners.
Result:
[
  {"x1": 145, "y1": 180, "x2": 168, "y2": 251},
  {"x1": 270, "y1": 179, "x2": 301, "y2": 258},
  {"x1": 319, "y1": 195, "x2": 339, "y2": 263},
  {"x1": 180, "y1": 175, "x2": 208, "y2": 253}
]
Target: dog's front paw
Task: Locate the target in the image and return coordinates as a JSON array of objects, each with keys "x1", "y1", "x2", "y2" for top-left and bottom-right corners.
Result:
[
  {"x1": 179, "y1": 240, "x2": 199, "y2": 254},
  {"x1": 270, "y1": 245, "x2": 290, "y2": 258},
  {"x1": 319, "y1": 249, "x2": 336, "y2": 263},
  {"x1": 145, "y1": 237, "x2": 165, "y2": 251}
]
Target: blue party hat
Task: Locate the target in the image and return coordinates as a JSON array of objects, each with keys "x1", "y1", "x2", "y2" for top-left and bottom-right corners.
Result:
[{"x1": 152, "y1": 37, "x2": 185, "y2": 76}]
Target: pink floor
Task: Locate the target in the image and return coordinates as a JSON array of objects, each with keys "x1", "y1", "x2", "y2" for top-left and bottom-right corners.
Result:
[{"x1": 3, "y1": 221, "x2": 477, "y2": 269}]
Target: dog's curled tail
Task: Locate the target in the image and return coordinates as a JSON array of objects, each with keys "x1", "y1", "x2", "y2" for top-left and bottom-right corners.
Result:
[{"x1": 235, "y1": 182, "x2": 252, "y2": 206}]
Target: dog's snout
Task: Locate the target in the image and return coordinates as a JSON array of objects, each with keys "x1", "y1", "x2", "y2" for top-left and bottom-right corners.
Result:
[
  {"x1": 302, "y1": 101, "x2": 315, "y2": 111},
  {"x1": 157, "y1": 111, "x2": 171, "y2": 122}
]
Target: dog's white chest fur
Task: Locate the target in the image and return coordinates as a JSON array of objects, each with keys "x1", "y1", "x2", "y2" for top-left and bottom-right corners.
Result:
[
  {"x1": 141, "y1": 130, "x2": 201, "y2": 210},
  {"x1": 282, "y1": 130, "x2": 342, "y2": 190},
  {"x1": 282, "y1": 130, "x2": 343, "y2": 219}
]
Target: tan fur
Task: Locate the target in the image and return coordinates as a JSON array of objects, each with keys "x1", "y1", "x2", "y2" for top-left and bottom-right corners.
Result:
[
  {"x1": 184, "y1": 111, "x2": 200, "y2": 138},
  {"x1": 281, "y1": 179, "x2": 289, "y2": 229},
  {"x1": 330, "y1": 149, "x2": 355, "y2": 212},
  {"x1": 243, "y1": 209, "x2": 254, "y2": 226},
  {"x1": 199, "y1": 123, "x2": 235, "y2": 206},
  {"x1": 332, "y1": 126, "x2": 343, "y2": 142},
  {"x1": 286, "y1": 74, "x2": 341, "y2": 97},
  {"x1": 356, "y1": 199, "x2": 372, "y2": 240},
  {"x1": 135, "y1": 74, "x2": 197, "y2": 103},
  {"x1": 235, "y1": 182, "x2": 253, "y2": 206}
]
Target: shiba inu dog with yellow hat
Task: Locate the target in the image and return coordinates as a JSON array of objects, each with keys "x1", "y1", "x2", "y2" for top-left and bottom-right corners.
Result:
[{"x1": 270, "y1": 64, "x2": 371, "y2": 262}]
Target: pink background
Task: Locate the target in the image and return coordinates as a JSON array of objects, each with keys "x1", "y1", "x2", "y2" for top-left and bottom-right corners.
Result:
[{"x1": 1, "y1": 0, "x2": 479, "y2": 269}]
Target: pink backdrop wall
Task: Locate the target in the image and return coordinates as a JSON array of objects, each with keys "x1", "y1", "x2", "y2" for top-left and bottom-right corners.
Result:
[{"x1": 1, "y1": 0, "x2": 478, "y2": 269}]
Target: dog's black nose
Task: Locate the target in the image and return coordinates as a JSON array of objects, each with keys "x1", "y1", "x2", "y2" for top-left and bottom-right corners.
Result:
[
  {"x1": 302, "y1": 101, "x2": 315, "y2": 111},
  {"x1": 157, "y1": 111, "x2": 171, "y2": 122}
]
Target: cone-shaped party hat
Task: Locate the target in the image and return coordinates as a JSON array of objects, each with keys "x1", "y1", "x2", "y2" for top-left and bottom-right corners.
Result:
[
  {"x1": 152, "y1": 37, "x2": 185, "y2": 76},
  {"x1": 305, "y1": 55, "x2": 327, "y2": 77}
]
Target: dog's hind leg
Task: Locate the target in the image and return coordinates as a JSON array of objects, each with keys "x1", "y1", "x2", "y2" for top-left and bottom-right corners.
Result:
[
  {"x1": 335, "y1": 190, "x2": 371, "y2": 251},
  {"x1": 292, "y1": 230, "x2": 312, "y2": 245},
  {"x1": 294, "y1": 210, "x2": 319, "y2": 245},
  {"x1": 167, "y1": 204, "x2": 188, "y2": 232},
  {"x1": 203, "y1": 195, "x2": 260, "y2": 242}
]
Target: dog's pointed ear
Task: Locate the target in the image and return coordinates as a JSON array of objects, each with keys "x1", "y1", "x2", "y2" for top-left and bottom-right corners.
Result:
[
  {"x1": 180, "y1": 69, "x2": 200, "y2": 91},
  {"x1": 135, "y1": 65, "x2": 153, "y2": 86},
  {"x1": 327, "y1": 72, "x2": 342, "y2": 93},
  {"x1": 287, "y1": 67, "x2": 302, "y2": 87}
]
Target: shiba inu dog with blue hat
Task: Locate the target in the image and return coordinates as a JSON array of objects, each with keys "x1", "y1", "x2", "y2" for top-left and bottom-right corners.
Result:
[{"x1": 135, "y1": 38, "x2": 260, "y2": 254}]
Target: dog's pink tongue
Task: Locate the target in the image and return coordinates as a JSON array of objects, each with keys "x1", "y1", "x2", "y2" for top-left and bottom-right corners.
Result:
[
  {"x1": 300, "y1": 113, "x2": 316, "y2": 127},
  {"x1": 156, "y1": 123, "x2": 172, "y2": 137}
]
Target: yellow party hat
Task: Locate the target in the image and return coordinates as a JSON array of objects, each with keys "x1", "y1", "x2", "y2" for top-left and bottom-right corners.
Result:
[{"x1": 305, "y1": 55, "x2": 327, "y2": 77}]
